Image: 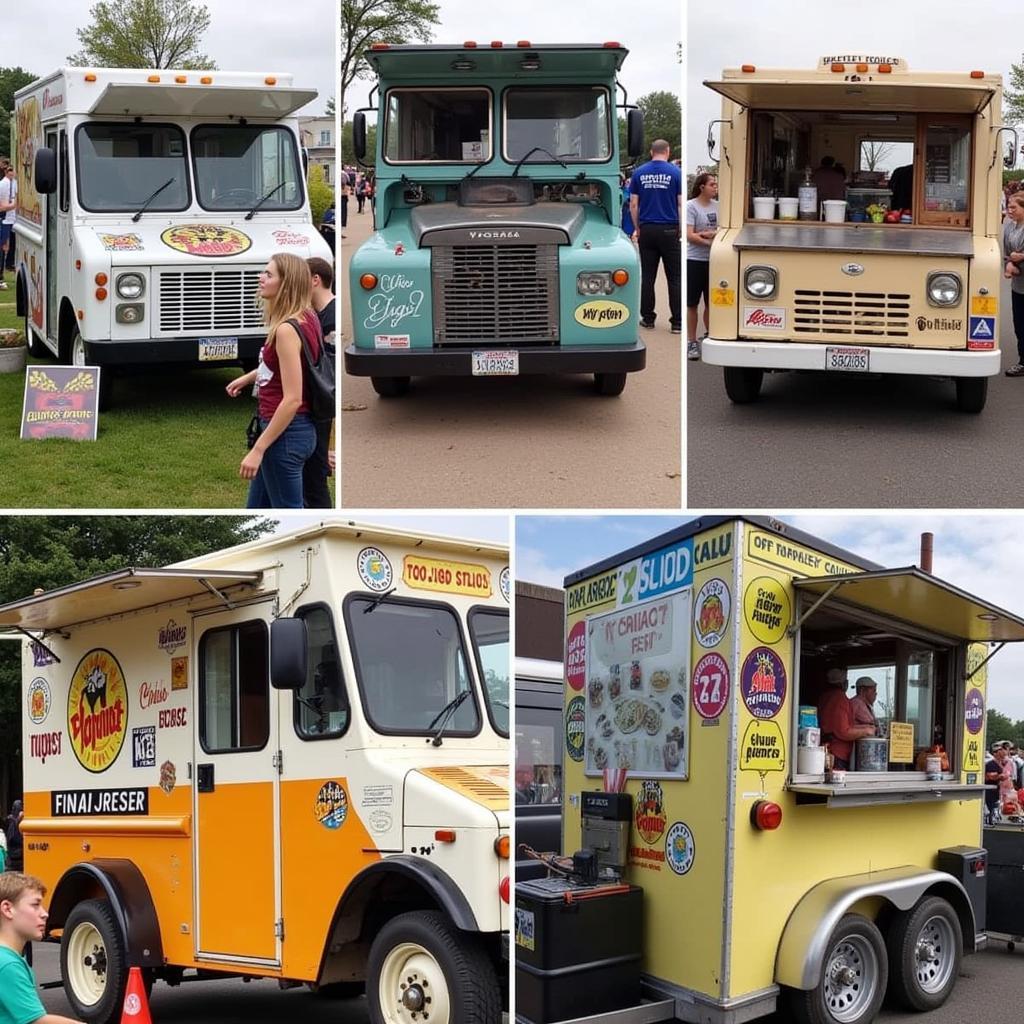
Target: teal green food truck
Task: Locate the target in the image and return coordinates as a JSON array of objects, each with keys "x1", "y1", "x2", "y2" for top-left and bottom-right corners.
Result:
[{"x1": 347, "y1": 42, "x2": 647, "y2": 397}]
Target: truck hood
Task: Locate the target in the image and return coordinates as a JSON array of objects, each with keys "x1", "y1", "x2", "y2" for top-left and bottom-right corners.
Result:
[
  {"x1": 410, "y1": 202, "x2": 585, "y2": 247},
  {"x1": 404, "y1": 763, "x2": 509, "y2": 829}
]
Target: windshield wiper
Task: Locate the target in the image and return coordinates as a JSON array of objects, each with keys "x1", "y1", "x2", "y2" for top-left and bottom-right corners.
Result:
[
  {"x1": 511, "y1": 147, "x2": 569, "y2": 177},
  {"x1": 245, "y1": 182, "x2": 287, "y2": 220},
  {"x1": 362, "y1": 588, "x2": 397, "y2": 614},
  {"x1": 429, "y1": 689, "x2": 471, "y2": 746},
  {"x1": 131, "y1": 178, "x2": 175, "y2": 222}
]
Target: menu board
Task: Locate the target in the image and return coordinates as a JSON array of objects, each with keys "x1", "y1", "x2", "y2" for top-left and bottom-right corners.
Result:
[{"x1": 584, "y1": 590, "x2": 691, "y2": 779}]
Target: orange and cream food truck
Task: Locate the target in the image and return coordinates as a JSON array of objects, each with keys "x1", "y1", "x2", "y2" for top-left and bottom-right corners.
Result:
[
  {"x1": 525, "y1": 515, "x2": 1024, "y2": 1024},
  {"x1": 702, "y1": 56, "x2": 1016, "y2": 412},
  {"x1": 3, "y1": 522, "x2": 510, "y2": 1024}
]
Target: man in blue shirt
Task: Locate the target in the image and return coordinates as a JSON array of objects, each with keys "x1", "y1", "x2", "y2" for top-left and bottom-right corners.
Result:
[{"x1": 629, "y1": 141, "x2": 682, "y2": 334}]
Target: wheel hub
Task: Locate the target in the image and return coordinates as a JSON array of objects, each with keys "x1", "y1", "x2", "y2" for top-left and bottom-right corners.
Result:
[
  {"x1": 401, "y1": 983, "x2": 426, "y2": 1011},
  {"x1": 916, "y1": 940, "x2": 937, "y2": 963}
]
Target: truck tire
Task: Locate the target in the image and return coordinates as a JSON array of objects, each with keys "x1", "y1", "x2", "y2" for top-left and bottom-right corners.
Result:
[
  {"x1": 372, "y1": 376, "x2": 410, "y2": 398},
  {"x1": 954, "y1": 376, "x2": 986, "y2": 413},
  {"x1": 884, "y1": 896, "x2": 962, "y2": 1012},
  {"x1": 789, "y1": 913, "x2": 887, "y2": 1024},
  {"x1": 594, "y1": 372, "x2": 627, "y2": 396},
  {"x1": 723, "y1": 366, "x2": 763, "y2": 403},
  {"x1": 367, "y1": 910, "x2": 500, "y2": 1024},
  {"x1": 67, "y1": 325, "x2": 113, "y2": 411},
  {"x1": 60, "y1": 898, "x2": 130, "y2": 1024}
]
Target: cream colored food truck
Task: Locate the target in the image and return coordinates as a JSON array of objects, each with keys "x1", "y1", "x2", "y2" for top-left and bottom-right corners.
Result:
[
  {"x1": 13, "y1": 67, "x2": 332, "y2": 406},
  {"x1": 516, "y1": 515, "x2": 1024, "y2": 1024},
  {"x1": 2, "y1": 522, "x2": 510, "y2": 1024},
  {"x1": 703, "y1": 56, "x2": 1016, "y2": 412}
]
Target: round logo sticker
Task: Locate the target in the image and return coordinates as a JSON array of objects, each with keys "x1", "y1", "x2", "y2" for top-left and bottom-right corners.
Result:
[
  {"x1": 357, "y1": 547, "x2": 394, "y2": 592},
  {"x1": 740, "y1": 647, "x2": 787, "y2": 720},
  {"x1": 566, "y1": 620, "x2": 586, "y2": 691},
  {"x1": 965, "y1": 687, "x2": 985, "y2": 735},
  {"x1": 160, "y1": 224, "x2": 252, "y2": 257},
  {"x1": 694, "y1": 578, "x2": 731, "y2": 648},
  {"x1": 499, "y1": 567, "x2": 510, "y2": 603},
  {"x1": 27, "y1": 677, "x2": 52, "y2": 725},
  {"x1": 314, "y1": 781, "x2": 349, "y2": 830},
  {"x1": 664, "y1": 821, "x2": 695, "y2": 876},
  {"x1": 691, "y1": 652, "x2": 730, "y2": 721},
  {"x1": 68, "y1": 649, "x2": 128, "y2": 773},
  {"x1": 565, "y1": 695, "x2": 586, "y2": 762},
  {"x1": 635, "y1": 780, "x2": 667, "y2": 845},
  {"x1": 743, "y1": 577, "x2": 791, "y2": 645}
]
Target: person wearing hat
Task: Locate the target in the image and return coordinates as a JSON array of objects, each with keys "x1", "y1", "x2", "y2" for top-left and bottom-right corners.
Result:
[
  {"x1": 984, "y1": 742, "x2": 1015, "y2": 822},
  {"x1": 849, "y1": 677, "x2": 880, "y2": 735},
  {"x1": 818, "y1": 668, "x2": 877, "y2": 771}
]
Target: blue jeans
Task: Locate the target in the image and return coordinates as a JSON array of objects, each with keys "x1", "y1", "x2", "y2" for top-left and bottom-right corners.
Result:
[{"x1": 246, "y1": 413, "x2": 316, "y2": 509}]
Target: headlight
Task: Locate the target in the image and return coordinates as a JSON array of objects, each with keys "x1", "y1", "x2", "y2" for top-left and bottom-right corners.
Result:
[
  {"x1": 744, "y1": 265, "x2": 777, "y2": 299},
  {"x1": 577, "y1": 271, "x2": 614, "y2": 296},
  {"x1": 115, "y1": 272, "x2": 145, "y2": 299},
  {"x1": 927, "y1": 271, "x2": 962, "y2": 307}
]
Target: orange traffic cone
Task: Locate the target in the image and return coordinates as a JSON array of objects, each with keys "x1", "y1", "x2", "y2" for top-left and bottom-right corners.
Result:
[{"x1": 120, "y1": 967, "x2": 153, "y2": 1024}]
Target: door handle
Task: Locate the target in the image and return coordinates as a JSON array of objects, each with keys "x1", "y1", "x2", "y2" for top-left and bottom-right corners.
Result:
[{"x1": 197, "y1": 763, "x2": 215, "y2": 793}]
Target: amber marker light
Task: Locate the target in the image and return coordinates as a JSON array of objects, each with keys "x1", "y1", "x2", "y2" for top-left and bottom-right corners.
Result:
[
  {"x1": 878, "y1": 64, "x2": 893, "y2": 73},
  {"x1": 147, "y1": 75, "x2": 160, "y2": 83},
  {"x1": 84, "y1": 74, "x2": 97, "y2": 82},
  {"x1": 95, "y1": 288, "x2": 108, "y2": 301},
  {"x1": 856, "y1": 63, "x2": 869, "y2": 73},
  {"x1": 76, "y1": 310, "x2": 84, "y2": 320},
  {"x1": 494, "y1": 835, "x2": 510, "y2": 858},
  {"x1": 370, "y1": 43, "x2": 389, "y2": 50},
  {"x1": 265, "y1": 77, "x2": 277, "y2": 85},
  {"x1": 603, "y1": 41, "x2": 622, "y2": 48},
  {"x1": 359, "y1": 273, "x2": 378, "y2": 290},
  {"x1": 175, "y1": 76, "x2": 187, "y2": 84},
  {"x1": 741, "y1": 64, "x2": 756, "y2": 73},
  {"x1": 95, "y1": 273, "x2": 108, "y2": 285},
  {"x1": 200, "y1": 76, "x2": 213, "y2": 84},
  {"x1": 612, "y1": 269, "x2": 629, "y2": 286},
  {"x1": 75, "y1": 260, "x2": 82, "y2": 271},
  {"x1": 831, "y1": 63, "x2": 845, "y2": 72},
  {"x1": 971, "y1": 71, "x2": 985, "y2": 79},
  {"x1": 463, "y1": 40, "x2": 477, "y2": 48},
  {"x1": 435, "y1": 830, "x2": 456, "y2": 843}
]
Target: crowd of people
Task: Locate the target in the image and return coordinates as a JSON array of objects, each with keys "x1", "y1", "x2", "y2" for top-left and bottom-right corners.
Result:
[
  {"x1": 338, "y1": 165, "x2": 374, "y2": 239},
  {"x1": 985, "y1": 739, "x2": 1024, "y2": 822}
]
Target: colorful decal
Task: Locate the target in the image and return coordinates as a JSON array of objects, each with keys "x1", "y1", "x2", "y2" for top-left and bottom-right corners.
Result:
[
  {"x1": 357, "y1": 546, "x2": 393, "y2": 592},
  {"x1": 138, "y1": 680, "x2": 169, "y2": 708},
  {"x1": 711, "y1": 287, "x2": 735, "y2": 307},
  {"x1": 27, "y1": 677, "x2": 52, "y2": 724},
  {"x1": 158, "y1": 707, "x2": 187, "y2": 729},
  {"x1": 499, "y1": 567, "x2": 510, "y2": 603},
  {"x1": 402, "y1": 555, "x2": 491, "y2": 597},
  {"x1": 691, "y1": 653, "x2": 730, "y2": 721},
  {"x1": 971, "y1": 296, "x2": 998, "y2": 316},
  {"x1": 314, "y1": 780, "x2": 349, "y2": 830},
  {"x1": 565, "y1": 695, "x2": 586, "y2": 762},
  {"x1": 566, "y1": 620, "x2": 586, "y2": 691},
  {"x1": 617, "y1": 538, "x2": 693, "y2": 607},
  {"x1": 373, "y1": 334, "x2": 411, "y2": 349},
  {"x1": 29, "y1": 731, "x2": 61, "y2": 763},
  {"x1": 160, "y1": 224, "x2": 252, "y2": 257},
  {"x1": 132, "y1": 726, "x2": 156, "y2": 768},
  {"x1": 743, "y1": 577, "x2": 791, "y2": 645},
  {"x1": 574, "y1": 299, "x2": 629, "y2": 328},
  {"x1": 566, "y1": 570, "x2": 617, "y2": 616},
  {"x1": 159, "y1": 761, "x2": 176, "y2": 794},
  {"x1": 14, "y1": 95, "x2": 42, "y2": 227},
  {"x1": 743, "y1": 306, "x2": 786, "y2": 331},
  {"x1": 98, "y1": 233, "x2": 144, "y2": 252},
  {"x1": 51, "y1": 788, "x2": 148, "y2": 816},
  {"x1": 272, "y1": 229, "x2": 311, "y2": 246},
  {"x1": 68, "y1": 649, "x2": 128, "y2": 773},
  {"x1": 31, "y1": 642, "x2": 56, "y2": 668},
  {"x1": 21, "y1": 368, "x2": 101, "y2": 441},
  {"x1": 158, "y1": 619, "x2": 187, "y2": 655},
  {"x1": 363, "y1": 273, "x2": 424, "y2": 331},
  {"x1": 740, "y1": 648, "x2": 787, "y2": 721},
  {"x1": 746, "y1": 528, "x2": 860, "y2": 578},
  {"x1": 515, "y1": 908, "x2": 536, "y2": 951},
  {"x1": 25, "y1": 252, "x2": 43, "y2": 330},
  {"x1": 693, "y1": 526, "x2": 733, "y2": 569},
  {"x1": 664, "y1": 821, "x2": 695, "y2": 876},
  {"x1": 965, "y1": 687, "x2": 985, "y2": 735},
  {"x1": 739, "y1": 720, "x2": 785, "y2": 772},
  {"x1": 968, "y1": 317, "x2": 996, "y2": 349},
  {"x1": 634, "y1": 780, "x2": 667, "y2": 845},
  {"x1": 694, "y1": 578, "x2": 730, "y2": 648},
  {"x1": 171, "y1": 656, "x2": 188, "y2": 691}
]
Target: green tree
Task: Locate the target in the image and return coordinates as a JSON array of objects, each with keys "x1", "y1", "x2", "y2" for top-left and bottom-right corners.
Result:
[
  {"x1": 1007, "y1": 55, "x2": 1024, "y2": 127},
  {"x1": 307, "y1": 163, "x2": 333, "y2": 225},
  {"x1": 69, "y1": 0, "x2": 217, "y2": 69},
  {"x1": 637, "y1": 90, "x2": 682, "y2": 157},
  {"x1": 342, "y1": 119, "x2": 377, "y2": 167},
  {"x1": 0, "y1": 67, "x2": 36, "y2": 159},
  {"x1": 325, "y1": 96, "x2": 336, "y2": 117},
  {"x1": 986, "y1": 707, "x2": 1022, "y2": 748}
]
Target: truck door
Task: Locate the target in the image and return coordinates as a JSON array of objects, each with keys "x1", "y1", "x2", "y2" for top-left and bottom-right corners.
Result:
[
  {"x1": 45, "y1": 128, "x2": 58, "y2": 342},
  {"x1": 192, "y1": 602, "x2": 282, "y2": 967}
]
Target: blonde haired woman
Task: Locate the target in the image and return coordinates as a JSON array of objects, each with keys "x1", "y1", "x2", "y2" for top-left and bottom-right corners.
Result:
[{"x1": 227, "y1": 252, "x2": 322, "y2": 507}]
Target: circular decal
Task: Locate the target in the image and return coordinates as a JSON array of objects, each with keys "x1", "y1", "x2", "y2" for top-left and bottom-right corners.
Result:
[
  {"x1": 369, "y1": 809, "x2": 393, "y2": 833},
  {"x1": 160, "y1": 224, "x2": 252, "y2": 257},
  {"x1": 740, "y1": 647, "x2": 787, "y2": 720},
  {"x1": 499, "y1": 567, "x2": 510, "y2": 603},
  {"x1": 692, "y1": 652, "x2": 730, "y2": 721},
  {"x1": 965, "y1": 687, "x2": 985, "y2": 735},
  {"x1": 635, "y1": 780, "x2": 667, "y2": 845},
  {"x1": 664, "y1": 821, "x2": 695, "y2": 876},
  {"x1": 27, "y1": 677, "x2": 52, "y2": 725},
  {"x1": 694, "y1": 577, "x2": 731, "y2": 648},
  {"x1": 314, "y1": 781, "x2": 349, "y2": 830},
  {"x1": 573, "y1": 299, "x2": 630, "y2": 329},
  {"x1": 357, "y1": 546, "x2": 394, "y2": 592},
  {"x1": 743, "y1": 577, "x2": 791, "y2": 645},
  {"x1": 68, "y1": 649, "x2": 128, "y2": 773},
  {"x1": 566, "y1": 620, "x2": 586, "y2": 691},
  {"x1": 565, "y1": 696, "x2": 586, "y2": 762},
  {"x1": 124, "y1": 995, "x2": 141, "y2": 1015}
]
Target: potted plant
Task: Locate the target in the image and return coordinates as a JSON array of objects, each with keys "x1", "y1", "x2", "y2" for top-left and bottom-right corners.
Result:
[{"x1": 0, "y1": 328, "x2": 26, "y2": 373}]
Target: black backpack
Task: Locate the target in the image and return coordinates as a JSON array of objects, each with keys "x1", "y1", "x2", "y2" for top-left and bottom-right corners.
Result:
[{"x1": 288, "y1": 316, "x2": 335, "y2": 422}]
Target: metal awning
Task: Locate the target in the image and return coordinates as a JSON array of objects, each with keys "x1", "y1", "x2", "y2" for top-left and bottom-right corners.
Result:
[
  {"x1": 703, "y1": 78, "x2": 994, "y2": 114},
  {"x1": 0, "y1": 568, "x2": 263, "y2": 633},
  {"x1": 794, "y1": 567, "x2": 1024, "y2": 643},
  {"x1": 89, "y1": 84, "x2": 316, "y2": 118}
]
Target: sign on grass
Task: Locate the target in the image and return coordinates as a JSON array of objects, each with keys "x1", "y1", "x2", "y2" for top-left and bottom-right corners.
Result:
[{"x1": 20, "y1": 366, "x2": 101, "y2": 441}]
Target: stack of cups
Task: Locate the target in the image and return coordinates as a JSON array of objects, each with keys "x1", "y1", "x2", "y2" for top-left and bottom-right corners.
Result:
[{"x1": 796, "y1": 705, "x2": 825, "y2": 776}]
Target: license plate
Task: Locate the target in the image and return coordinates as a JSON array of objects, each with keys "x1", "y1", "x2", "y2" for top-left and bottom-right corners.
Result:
[
  {"x1": 472, "y1": 350, "x2": 519, "y2": 376},
  {"x1": 826, "y1": 346, "x2": 870, "y2": 372},
  {"x1": 198, "y1": 338, "x2": 238, "y2": 361}
]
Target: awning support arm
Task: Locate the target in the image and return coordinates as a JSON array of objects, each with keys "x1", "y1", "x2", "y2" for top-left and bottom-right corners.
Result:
[
  {"x1": 200, "y1": 578, "x2": 237, "y2": 611},
  {"x1": 967, "y1": 642, "x2": 1005, "y2": 680},
  {"x1": 10, "y1": 626, "x2": 61, "y2": 664},
  {"x1": 787, "y1": 581, "x2": 845, "y2": 637},
  {"x1": 279, "y1": 548, "x2": 313, "y2": 617}
]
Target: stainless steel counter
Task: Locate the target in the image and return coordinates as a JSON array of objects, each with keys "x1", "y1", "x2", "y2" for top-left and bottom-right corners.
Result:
[{"x1": 735, "y1": 223, "x2": 974, "y2": 257}]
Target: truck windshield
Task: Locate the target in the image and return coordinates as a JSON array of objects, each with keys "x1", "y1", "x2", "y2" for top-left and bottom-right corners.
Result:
[
  {"x1": 469, "y1": 609, "x2": 509, "y2": 737},
  {"x1": 75, "y1": 123, "x2": 189, "y2": 212},
  {"x1": 383, "y1": 88, "x2": 491, "y2": 163},
  {"x1": 504, "y1": 87, "x2": 611, "y2": 163},
  {"x1": 346, "y1": 597, "x2": 481, "y2": 737},
  {"x1": 192, "y1": 125, "x2": 302, "y2": 211}
]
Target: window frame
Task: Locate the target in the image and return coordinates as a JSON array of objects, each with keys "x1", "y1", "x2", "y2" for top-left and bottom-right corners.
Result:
[
  {"x1": 468, "y1": 604, "x2": 509, "y2": 738},
  {"x1": 500, "y1": 84, "x2": 615, "y2": 166},
  {"x1": 381, "y1": 85, "x2": 495, "y2": 167},
  {"x1": 292, "y1": 601, "x2": 351, "y2": 743}
]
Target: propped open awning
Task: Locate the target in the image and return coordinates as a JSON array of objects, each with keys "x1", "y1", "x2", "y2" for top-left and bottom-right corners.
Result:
[
  {"x1": 794, "y1": 567, "x2": 1024, "y2": 643},
  {"x1": 89, "y1": 84, "x2": 316, "y2": 118},
  {"x1": 0, "y1": 568, "x2": 263, "y2": 633}
]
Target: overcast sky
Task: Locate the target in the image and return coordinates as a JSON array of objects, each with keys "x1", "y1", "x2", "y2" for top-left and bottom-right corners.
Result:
[
  {"x1": 8, "y1": 0, "x2": 334, "y2": 117},
  {"x1": 687, "y1": 0, "x2": 1022, "y2": 170},
  {"x1": 517, "y1": 513, "x2": 1024, "y2": 719}
]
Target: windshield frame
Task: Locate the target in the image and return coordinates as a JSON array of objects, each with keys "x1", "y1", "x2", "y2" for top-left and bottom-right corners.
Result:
[
  {"x1": 468, "y1": 605, "x2": 509, "y2": 738},
  {"x1": 501, "y1": 84, "x2": 614, "y2": 165},
  {"x1": 343, "y1": 592, "x2": 484, "y2": 739},
  {"x1": 381, "y1": 85, "x2": 495, "y2": 166}
]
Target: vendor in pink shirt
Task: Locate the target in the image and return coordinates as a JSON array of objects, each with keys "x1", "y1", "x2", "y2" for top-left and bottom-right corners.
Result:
[{"x1": 818, "y1": 668, "x2": 877, "y2": 770}]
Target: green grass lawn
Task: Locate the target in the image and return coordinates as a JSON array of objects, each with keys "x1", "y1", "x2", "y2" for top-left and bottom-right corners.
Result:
[{"x1": 0, "y1": 301, "x2": 333, "y2": 509}]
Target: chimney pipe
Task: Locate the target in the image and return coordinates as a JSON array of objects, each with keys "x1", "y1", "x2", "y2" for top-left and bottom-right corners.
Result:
[{"x1": 920, "y1": 532, "x2": 933, "y2": 574}]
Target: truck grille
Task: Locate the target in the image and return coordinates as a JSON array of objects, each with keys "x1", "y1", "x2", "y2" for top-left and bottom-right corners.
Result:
[
  {"x1": 157, "y1": 269, "x2": 264, "y2": 335},
  {"x1": 431, "y1": 244, "x2": 559, "y2": 345},
  {"x1": 793, "y1": 290, "x2": 911, "y2": 338}
]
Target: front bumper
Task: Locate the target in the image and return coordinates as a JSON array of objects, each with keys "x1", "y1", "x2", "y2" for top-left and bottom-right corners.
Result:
[
  {"x1": 82, "y1": 336, "x2": 265, "y2": 366},
  {"x1": 344, "y1": 342, "x2": 646, "y2": 377},
  {"x1": 702, "y1": 338, "x2": 1000, "y2": 378}
]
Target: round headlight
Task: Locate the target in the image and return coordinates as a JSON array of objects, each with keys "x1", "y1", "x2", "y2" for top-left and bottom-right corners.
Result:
[
  {"x1": 744, "y1": 266, "x2": 777, "y2": 299},
  {"x1": 116, "y1": 273, "x2": 145, "y2": 300},
  {"x1": 928, "y1": 272, "x2": 961, "y2": 307}
]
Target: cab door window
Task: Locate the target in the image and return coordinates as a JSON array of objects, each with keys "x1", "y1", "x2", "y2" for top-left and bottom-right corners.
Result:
[
  {"x1": 293, "y1": 604, "x2": 350, "y2": 739},
  {"x1": 199, "y1": 620, "x2": 269, "y2": 752}
]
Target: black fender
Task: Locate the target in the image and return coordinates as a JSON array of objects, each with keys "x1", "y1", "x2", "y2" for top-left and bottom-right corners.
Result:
[
  {"x1": 48, "y1": 859, "x2": 163, "y2": 968},
  {"x1": 15, "y1": 265, "x2": 25, "y2": 319}
]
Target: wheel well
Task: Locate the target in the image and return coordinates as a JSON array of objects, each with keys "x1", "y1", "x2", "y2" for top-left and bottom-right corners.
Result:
[
  {"x1": 15, "y1": 267, "x2": 26, "y2": 319},
  {"x1": 57, "y1": 298, "x2": 78, "y2": 361}
]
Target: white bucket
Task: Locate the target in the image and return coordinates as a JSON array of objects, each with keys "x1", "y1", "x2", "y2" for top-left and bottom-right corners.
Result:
[
  {"x1": 752, "y1": 196, "x2": 776, "y2": 220},
  {"x1": 777, "y1": 197, "x2": 799, "y2": 220},
  {"x1": 797, "y1": 746, "x2": 826, "y2": 776},
  {"x1": 822, "y1": 200, "x2": 847, "y2": 223}
]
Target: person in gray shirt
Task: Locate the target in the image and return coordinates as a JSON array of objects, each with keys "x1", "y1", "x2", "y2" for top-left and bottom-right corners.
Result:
[
  {"x1": 1004, "y1": 191, "x2": 1024, "y2": 376},
  {"x1": 685, "y1": 173, "x2": 719, "y2": 360}
]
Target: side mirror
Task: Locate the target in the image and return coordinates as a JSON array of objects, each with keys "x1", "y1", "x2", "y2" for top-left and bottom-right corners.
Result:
[
  {"x1": 270, "y1": 617, "x2": 307, "y2": 690},
  {"x1": 34, "y1": 147, "x2": 57, "y2": 195},
  {"x1": 302, "y1": 147, "x2": 309, "y2": 177},
  {"x1": 626, "y1": 109, "x2": 644, "y2": 159},
  {"x1": 1006, "y1": 138, "x2": 1018, "y2": 170},
  {"x1": 353, "y1": 112, "x2": 367, "y2": 162},
  {"x1": 707, "y1": 124, "x2": 719, "y2": 162}
]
